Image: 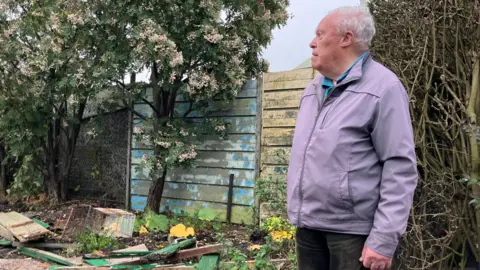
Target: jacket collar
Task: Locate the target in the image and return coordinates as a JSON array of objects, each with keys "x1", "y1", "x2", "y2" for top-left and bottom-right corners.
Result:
[{"x1": 308, "y1": 51, "x2": 372, "y2": 95}]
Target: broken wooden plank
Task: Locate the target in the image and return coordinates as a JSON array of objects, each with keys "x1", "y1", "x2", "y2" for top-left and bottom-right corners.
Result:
[
  {"x1": 0, "y1": 221, "x2": 16, "y2": 241},
  {"x1": 116, "y1": 238, "x2": 197, "y2": 265},
  {"x1": 170, "y1": 244, "x2": 222, "y2": 261},
  {"x1": 142, "y1": 238, "x2": 196, "y2": 263},
  {"x1": 13, "y1": 242, "x2": 80, "y2": 249},
  {"x1": 83, "y1": 244, "x2": 151, "y2": 266},
  {"x1": 197, "y1": 254, "x2": 219, "y2": 270},
  {"x1": 83, "y1": 250, "x2": 152, "y2": 259},
  {"x1": 114, "y1": 244, "x2": 149, "y2": 253},
  {"x1": 0, "y1": 212, "x2": 51, "y2": 242},
  {"x1": 18, "y1": 246, "x2": 81, "y2": 266}
]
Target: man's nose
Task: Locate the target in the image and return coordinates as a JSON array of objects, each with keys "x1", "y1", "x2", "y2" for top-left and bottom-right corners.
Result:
[{"x1": 310, "y1": 39, "x2": 316, "y2": 49}]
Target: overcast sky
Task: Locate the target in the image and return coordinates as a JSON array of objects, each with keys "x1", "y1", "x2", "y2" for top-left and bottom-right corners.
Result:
[{"x1": 262, "y1": 0, "x2": 362, "y2": 72}]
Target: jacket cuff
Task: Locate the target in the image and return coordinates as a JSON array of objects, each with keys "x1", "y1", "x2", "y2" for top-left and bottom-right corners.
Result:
[{"x1": 365, "y1": 232, "x2": 398, "y2": 258}]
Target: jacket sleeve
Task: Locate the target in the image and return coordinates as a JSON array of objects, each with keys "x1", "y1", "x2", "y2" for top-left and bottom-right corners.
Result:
[{"x1": 366, "y1": 81, "x2": 418, "y2": 258}]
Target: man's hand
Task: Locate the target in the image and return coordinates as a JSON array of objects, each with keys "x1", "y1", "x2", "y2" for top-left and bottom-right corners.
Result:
[{"x1": 359, "y1": 244, "x2": 392, "y2": 270}]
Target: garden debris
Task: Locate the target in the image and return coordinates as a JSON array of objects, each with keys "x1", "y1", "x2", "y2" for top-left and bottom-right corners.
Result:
[
  {"x1": 88, "y1": 208, "x2": 135, "y2": 238},
  {"x1": 197, "y1": 254, "x2": 220, "y2": 270},
  {"x1": 0, "y1": 211, "x2": 51, "y2": 242},
  {"x1": 247, "y1": 244, "x2": 261, "y2": 251},
  {"x1": 12, "y1": 241, "x2": 80, "y2": 250},
  {"x1": 17, "y1": 246, "x2": 82, "y2": 266},
  {"x1": 110, "y1": 238, "x2": 197, "y2": 265},
  {"x1": 83, "y1": 244, "x2": 150, "y2": 266},
  {"x1": 83, "y1": 244, "x2": 150, "y2": 259},
  {"x1": 0, "y1": 238, "x2": 12, "y2": 246},
  {"x1": 32, "y1": 218, "x2": 50, "y2": 229},
  {"x1": 169, "y1": 224, "x2": 194, "y2": 239},
  {"x1": 170, "y1": 244, "x2": 222, "y2": 261}
]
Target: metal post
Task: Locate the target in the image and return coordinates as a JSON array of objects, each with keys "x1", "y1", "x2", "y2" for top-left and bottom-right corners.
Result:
[{"x1": 226, "y1": 174, "x2": 234, "y2": 223}]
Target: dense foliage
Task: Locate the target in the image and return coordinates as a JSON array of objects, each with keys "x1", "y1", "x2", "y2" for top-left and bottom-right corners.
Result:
[
  {"x1": 370, "y1": 0, "x2": 480, "y2": 269},
  {"x1": 0, "y1": 0, "x2": 289, "y2": 207}
]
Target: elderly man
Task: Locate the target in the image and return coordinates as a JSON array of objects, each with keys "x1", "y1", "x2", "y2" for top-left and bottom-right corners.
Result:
[{"x1": 286, "y1": 6, "x2": 418, "y2": 270}]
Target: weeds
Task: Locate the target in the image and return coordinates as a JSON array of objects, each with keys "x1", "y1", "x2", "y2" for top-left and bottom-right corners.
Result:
[{"x1": 76, "y1": 230, "x2": 119, "y2": 253}]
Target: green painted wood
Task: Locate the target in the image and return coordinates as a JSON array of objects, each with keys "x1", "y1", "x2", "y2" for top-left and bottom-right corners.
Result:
[
  {"x1": 131, "y1": 181, "x2": 254, "y2": 206},
  {"x1": 84, "y1": 258, "x2": 110, "y2": 266},
  {"x1": 144, "y1": 238, "x2": 196, "y2": 262},
  {"x1": 132, "y1": 134, "x2": 256, "y2": 152},
  {"x1": 0, "y1": 239, "x2": 12, "y2": 246},
  {"x1": 18, "y1": 246, "x2": 79, "y2": 266},
  {"x1": 131, "y1": 166, "x2": 255, "y2": 188},
  {"x1": 137, "y1": 80, "x2": 258, "y2": 103},
  {"x1": 32, "y1": 218, "x2": 50, "y2": 229},
  {"x1": 134, "y1": 99, "x2": 257, "y2": 119},
  {"x1": 130, "y1": 80, "x2": 258, "y2": 225},
  {"x1": 167, "y1": 167, "x2": 255, "y2": 187},
  {"x1": 197, "y1": 254, "x2": 220, "y2": 270},
  {"x1": 175, "y1": 99, "x2": 257, "y2": 118},
  {"x1": 131, "y1": 151, "x2": 255, "y2": 169}
]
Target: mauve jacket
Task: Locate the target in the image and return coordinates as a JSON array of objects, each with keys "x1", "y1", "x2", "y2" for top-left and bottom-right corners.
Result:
[{"x1": 286, "y1": 52, "x2": 418, "y2": 258}]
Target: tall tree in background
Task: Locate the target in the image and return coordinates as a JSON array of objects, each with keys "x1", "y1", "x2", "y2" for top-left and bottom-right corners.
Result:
[
  {"x1": 0, "y1": 0, "x2": 131, "y2": 202},
  {"x1": 119, "y1": 0, "x2": 290, "y2": 211}
]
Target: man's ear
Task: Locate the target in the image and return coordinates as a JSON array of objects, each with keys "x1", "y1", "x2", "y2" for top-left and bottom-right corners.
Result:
[{"x1": 340, "y1": 30, "x2": 355, "y2": 48}]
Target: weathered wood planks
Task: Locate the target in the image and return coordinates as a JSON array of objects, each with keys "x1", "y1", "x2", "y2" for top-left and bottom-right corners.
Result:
[{"x1": 0, "y1": 212, "x2": 50, "y2": 242}]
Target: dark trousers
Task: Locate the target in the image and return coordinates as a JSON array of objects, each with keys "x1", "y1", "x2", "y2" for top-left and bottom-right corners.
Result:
[{"x1": 296, "y1": 227, "x2": 368, "y2": 270}]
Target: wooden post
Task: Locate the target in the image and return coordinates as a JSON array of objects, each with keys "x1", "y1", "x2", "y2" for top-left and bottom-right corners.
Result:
[{"x1": 226, "y1": 174, "x2": 234, "y2": 223}]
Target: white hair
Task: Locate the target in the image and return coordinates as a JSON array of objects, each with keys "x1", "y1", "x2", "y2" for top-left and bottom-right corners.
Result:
[{"x1": 329, "y1": 6, "x2": 376, "y2": 48}]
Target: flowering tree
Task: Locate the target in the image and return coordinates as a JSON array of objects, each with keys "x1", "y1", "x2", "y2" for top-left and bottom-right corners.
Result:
[
  {"x1": 119, "y1": 0, "x2": 290, "y2": 211},
  {"x1": 0, "y1": 0, "x2": 131, "y2": 202}
]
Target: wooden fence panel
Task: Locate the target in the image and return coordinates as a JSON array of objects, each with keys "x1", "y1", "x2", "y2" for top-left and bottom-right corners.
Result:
[
  {"x1": 260, "y1": 68, "x2": 317, "y2": 180},
  {"x1": 129, "y1": 80, "x2": 259, "y2": 224}
]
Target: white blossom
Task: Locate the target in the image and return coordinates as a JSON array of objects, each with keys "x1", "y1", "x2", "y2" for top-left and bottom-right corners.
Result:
[
  {"x1": 179, "y1": 146, "x2": 197, "y2": 162},
  {"x1": 215, "y1": 125, "x2": 226, "y2": 132},
  {"x1": 86, "y1": 128, "x2": 98, "y2": 138},
  {"x1": 67, "y1": 13, "x2": 85, "y2": 26},
  {"x1": 50, "y1": 13, "x2": 61, "y2": 31},
  {"x1": 155, "y1": 140, "x2": 171, "y2": 148},
  {"x1": 170, "y1": 51, "x2": 183, "y2": 67},
  {"x1": 204, "y1": 33, "x2": 222, "y2": 43},
  {"x1": 134, "y1": 126, "x2": 143, "y2": 133},
  {"x1": 68, "y1": 95, "x2": 79, "y2": 106}
]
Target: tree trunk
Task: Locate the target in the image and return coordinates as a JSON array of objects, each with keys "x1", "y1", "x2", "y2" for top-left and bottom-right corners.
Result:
[
  {"x1": 145, "y1": 167, "x2": 168, "y2": 213},
  {"x1": 45, "y1": 155, "x2": 61, "y2": 204},
  {"x1": 0, "y1": 144, "x2": 7, "y2": 199}
]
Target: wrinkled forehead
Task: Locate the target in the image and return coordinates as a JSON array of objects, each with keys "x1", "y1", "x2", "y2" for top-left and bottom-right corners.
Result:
[{"x1": 316, "y1": 12, "x2": 339, "y2": 33}]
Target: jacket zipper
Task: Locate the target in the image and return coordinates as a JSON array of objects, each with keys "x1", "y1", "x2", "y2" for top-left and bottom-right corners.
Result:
[
  {"x1": 295, "y1": 77, "x2": 359, "y2": 226},
  {"x1": 319, "y1": 77, "x2": 360, "y2": 128}
]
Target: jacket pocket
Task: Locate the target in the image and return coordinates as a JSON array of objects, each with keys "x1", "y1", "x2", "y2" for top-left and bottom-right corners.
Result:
[
  {"x1": 338, "y1": 170, "x2": 354, "y2": 211},
  {"x1": 303, "y1": 169, "x2": 355, "y2": 220}
]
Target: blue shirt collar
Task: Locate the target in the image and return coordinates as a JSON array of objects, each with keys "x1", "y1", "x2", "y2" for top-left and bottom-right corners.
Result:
[{"x1": 321, "y1": 51, "x2": 368, "y2": 89}]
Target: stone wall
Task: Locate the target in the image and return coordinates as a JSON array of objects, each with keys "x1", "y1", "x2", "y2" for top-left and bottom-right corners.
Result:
[{"x1": 68, "y1": 109, "x2": 129, "y2": 204}]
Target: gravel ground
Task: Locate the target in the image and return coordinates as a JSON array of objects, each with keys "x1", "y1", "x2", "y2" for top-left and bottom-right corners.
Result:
[{"x1": 0, "y1": 258, "x2": 50, "y2": 270}]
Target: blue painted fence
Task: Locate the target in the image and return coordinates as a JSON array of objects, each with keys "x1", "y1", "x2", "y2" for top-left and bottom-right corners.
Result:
[{"x1": 129, "y1": 80, "x2": 259, "y2": 224}]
